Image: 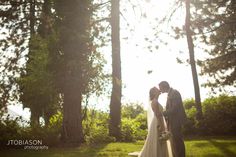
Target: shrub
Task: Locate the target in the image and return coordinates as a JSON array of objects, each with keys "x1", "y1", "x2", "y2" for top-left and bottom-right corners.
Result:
[
  {"x1": 83, "y1": 110, "x2": 115, "y2": 144},
  {"x1": 134, "y1": 113, "x2": 147, "y2": 140},
  {"x1": 121, "y1": 118, "x2": 138, "y2": 142},
  {"x1": 0, "y1": 115, "x2": 27, "y2": 148},
  {"x1": 122, "y1": 103, "x2": 145, "y2": 119},
  {"x1": 183, "y1": 95, "x2": 236, "y2": 136},
  {"x1": 20, "y1": 112, "x2": 62, "y2": 147},
  {"x1": 121, "y1": 103, "x2": 147, "y2": 142},
  {"x1": 202, "y1": 95, "x2": 236, "y2": 135},
  {"x1": 84, "y1": 121, "x2": 115, "y2": 144}
]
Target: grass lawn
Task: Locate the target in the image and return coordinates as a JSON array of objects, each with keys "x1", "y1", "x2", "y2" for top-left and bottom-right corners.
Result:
[{"x1": 1, "y1": 137, "x2": 236, "y2": 157}]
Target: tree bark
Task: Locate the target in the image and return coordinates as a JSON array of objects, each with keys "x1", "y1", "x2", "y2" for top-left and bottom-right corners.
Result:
[
  {"x1": 29, "y1": 0, "x2": 35, "y2": 35},
  {"x1": 30, "y1": 108, "x2": 40, "y2": 126},
  {"x1": 62, "y1": 83, "x2": 83, "y2": 145},
  {"x1": 109, "y1": 0, "x2": 122, "y2": 140},
  {"x1": 185, "y1": 0, "x2": 203, "y2": 120},
  {"x1": 29, "y1": 0, "x2": 37, "y2": 126},
  {"x1": 38, "y1": 0, "x2": 52, "y2": 37},
  {"x1": 57, "y1": 0, "x2": 90, "y2": 146}
]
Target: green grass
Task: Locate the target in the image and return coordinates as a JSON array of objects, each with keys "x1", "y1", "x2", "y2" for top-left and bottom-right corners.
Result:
[
  {"x1": 1, "y1": 137, "x2": 236, "y2": 157},
  {"x1": 185, "y1": 137, "x2": 236, "y2": 157}
]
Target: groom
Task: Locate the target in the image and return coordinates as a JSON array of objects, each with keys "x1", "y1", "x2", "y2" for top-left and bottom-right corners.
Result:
[{"x1": 157, "y1": 81, "x2": 187, "y2": 157}]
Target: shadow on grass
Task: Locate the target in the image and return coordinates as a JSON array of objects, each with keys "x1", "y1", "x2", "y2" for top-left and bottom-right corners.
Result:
[
  {"x1": 192, "y1": 138, "x2": 236, "y2": 157},
  {"x1": 208, "y1": 139, "x2": 236, "y2": 157},
  {"x1": 184, "y1": 136, "x2": 236, "y2": 141},
  {"x1": 198, "y1": 154, "x2": 227, "y2": 157},
  {"x1": 191, "y1": 142, "x2": 209, "y2": 148}
]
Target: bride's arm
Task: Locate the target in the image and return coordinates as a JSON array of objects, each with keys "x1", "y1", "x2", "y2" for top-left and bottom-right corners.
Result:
[{"x1": 151, "y1": 98, "x2": 165, "y2": 132}]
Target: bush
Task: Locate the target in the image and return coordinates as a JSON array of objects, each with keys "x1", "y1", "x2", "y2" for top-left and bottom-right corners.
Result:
[
  {"x1": 83, "y1": 110, "x2": 115, "y2": 144},
  {"x1": 122, "y1": 103, "x2": 145, "y2": 119},
  {"x1": 83, "y1": 104, "x2": 148, "y2": 143},
  {"x1": 121, "y1": 118, "x2": 147, "y2": 142},
  {"x1": 121, "y1": 118, "x2": 138, "y2": 142},
  {"x1": 0, "y1": 112, "x2": 62, "y2": 148},
  {"x1": 0, "y1": 115, "x2": 27, "y2": 148},
  {"x1": 84, "y1": 122, "x2": 115, "y2": 144},
  {"x1": 134, "y1": 113, "x2": 148, "y2": 140},
  {"x1": 121, "y1": 103, "x2": 147, "y2": 142},
  {"x1": 183, "y1": 99, "x2": 199, "y2": 135},
  {"x1": 15, "y1": 112, "x2": 62, "y2": 147},
  {"x1": 183, "y1": 95, "x2": 236, "y2": 136},
  {"x1": 202, "y1": 95, "x2": 236, "y2": 135}
]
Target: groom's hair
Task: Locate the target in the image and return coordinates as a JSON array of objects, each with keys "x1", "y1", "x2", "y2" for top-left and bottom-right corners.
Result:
[{"x1": 159, "y1": 81, "x2": 170, "y2": 90}]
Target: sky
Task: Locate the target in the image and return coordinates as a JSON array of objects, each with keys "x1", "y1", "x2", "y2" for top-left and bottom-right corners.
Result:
[
  {"x1": 6, "y1": 0, "x2": 218, "y2": 120},
  {"x1": 119, "y1": 0, "x2": 210, "y2": 106}
]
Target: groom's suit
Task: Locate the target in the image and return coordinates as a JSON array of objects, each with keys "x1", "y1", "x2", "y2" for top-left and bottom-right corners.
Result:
[{"x1": 164, "y1": 88, "x2": 187, "y2": 157}]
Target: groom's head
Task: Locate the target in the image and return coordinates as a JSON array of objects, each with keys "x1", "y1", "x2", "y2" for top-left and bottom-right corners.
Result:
[{"x1": 159, "y1": 81, "x2": 170, "y2": 93}]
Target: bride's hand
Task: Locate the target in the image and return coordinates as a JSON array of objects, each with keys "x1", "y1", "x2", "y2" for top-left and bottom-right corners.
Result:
[{"x1": 157, "y1": 124, "x2": 165, "y2": 133}]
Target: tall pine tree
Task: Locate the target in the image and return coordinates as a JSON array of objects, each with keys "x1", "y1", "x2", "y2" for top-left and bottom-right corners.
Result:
[
  {"x1": 109, "y1": 0, "x2": 122, "y2": 140},
  {"x1": 191, "y1": 0, "x2": 236, "y2": 89},
  {"x1": 54, "y1": 0, "x2": 108, "y2": 145}
]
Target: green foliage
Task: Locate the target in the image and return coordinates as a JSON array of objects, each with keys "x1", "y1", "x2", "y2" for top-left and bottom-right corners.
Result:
[
  {"x1": 191, "y1": 0, "x2": 236, "y2": 89},
  {"x1": 121, "y1": 118, "x2": 137, "y2": 142},
  {"x1": 17, "y1": 35, "x2": 60, "y2": 125},
  {"x1": 84, "y1": 122, "x2": 115, "y2": 144},
  {"x1": 202, "y1": 95, "x2": 236, "y2": 135},
  {"x1": 0, "y1": 111, "x2": 63, "y2": 148},
  {"x1": 30, "y1": 112, "x2": 62, "y2": 146},
  {"x1": 121, "y1": 103, "x2": 147, "y2": 142},
  {"x1": 83, "y1": 103, "x2": 147, "y2": 143},
  {"x1": 1, "y1": 95, "x2": 236, "y2": 147},
  {"x1": 171, "y1": 0, "x2": 236, "y2": 90},
  {"x1": 122, "y1": 103, "x2": 145, "y2": 119},
  {"x1": 49, "y1": 111, "x2": 63, "y2": 131},
  {"x1": 0, "y1": 0, "x2": 44, "y2": 111},
  {"x1": 83, "y1": 109, "x2": 115, "y2": 144},
  {"x1": 183, "y1": 95, "x2": 236, "y2": 136},
  {"x1": 183, "y1": 99, "x2": 198, "y2": 135},
  {"x1": 26, "y1": 111, "x2": 62, "y2": 146},
  {"x1": 121, "y1": 117, "x2": 146, "y2": 142},
  {"x1": 0, "y1": 115, "x2": 26, "y2": 146}
]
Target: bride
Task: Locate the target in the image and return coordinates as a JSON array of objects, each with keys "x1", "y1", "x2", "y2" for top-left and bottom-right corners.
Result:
[{"x1": 129, "y1": 87, "x2": 173, "y2": 157}]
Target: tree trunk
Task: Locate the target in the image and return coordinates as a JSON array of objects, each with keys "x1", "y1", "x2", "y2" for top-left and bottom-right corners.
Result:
[
  {"x1": 28, "y1": 0, "x2": 38, "y2": 126},
  {"x1": 62, "y1": 83, "x2": 83, "y2": 145},
  {"x1": 109, "y1": 0, "x2": 122, "y2": 140},
  {"x1": 38, "y1": 0, "x2": 52, "y2": 37},
  {"x1": 185, "y1": 0, "x2": 203, "y2": 120},
  {"x1": 57, "y1": 0, "x2": 90, "y2": 146},
  {"x1": 30, "y1": 108, "x2": 40, "y2": 127},
  {"x1": 29, "y1": 0, "x2": 35, "y2": 35}
]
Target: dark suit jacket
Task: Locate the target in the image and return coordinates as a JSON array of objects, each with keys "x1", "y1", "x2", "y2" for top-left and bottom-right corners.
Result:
[{"x1": 165, "y1": 88, "x2": 187, "y2": 130}]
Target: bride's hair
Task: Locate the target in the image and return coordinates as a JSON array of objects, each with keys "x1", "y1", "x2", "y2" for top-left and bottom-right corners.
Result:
[{"x1": 149, "y1": 87, "x2": 160, "y2": 100}]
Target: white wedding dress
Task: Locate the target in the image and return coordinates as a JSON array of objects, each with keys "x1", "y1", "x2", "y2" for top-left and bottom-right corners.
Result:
[{"x1": 128, "y1": 103, "x2": 173, "y2": 157}]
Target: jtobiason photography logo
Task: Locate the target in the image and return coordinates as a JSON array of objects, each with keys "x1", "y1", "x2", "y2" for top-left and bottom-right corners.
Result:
[{"x1": 6, "y1": 139, "x2": 49, "y2": 150}]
